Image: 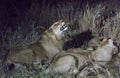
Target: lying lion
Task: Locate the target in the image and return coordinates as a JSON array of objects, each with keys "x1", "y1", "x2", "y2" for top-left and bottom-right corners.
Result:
[
  {"x1": 45, "y1": 38, "x2": 118, "y2": 77},
  {"x1": 7, "y1": 20, "x2": 70, "y2": 70}
]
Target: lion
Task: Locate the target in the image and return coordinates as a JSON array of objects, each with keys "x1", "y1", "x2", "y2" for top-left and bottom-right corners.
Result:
[
  {"x1": 7, "y1": 20, "x2": 70, "y2": 70},
  {"x1": 44, "y1": 38, "x2": 117, "y2": 77},
  {"x1": 91, "y1": 38, "x2": 118, "y2": 65}
]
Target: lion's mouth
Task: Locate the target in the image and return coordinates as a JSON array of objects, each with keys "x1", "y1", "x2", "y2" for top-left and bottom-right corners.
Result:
[{"x1": 60, "y1": 23, "x2": 69, "y2": 32}]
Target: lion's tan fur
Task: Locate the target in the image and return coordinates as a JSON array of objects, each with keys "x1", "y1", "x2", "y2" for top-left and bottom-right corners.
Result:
[
  {"x1": 7, "y1": 20, "x2": 69, "y2": 68},
  {"x1": 92, "y1": 39, "x2": 118, "y2": 65},
  {"x1": 45, "y1": 38, "x2": 117, "y2": 76}
]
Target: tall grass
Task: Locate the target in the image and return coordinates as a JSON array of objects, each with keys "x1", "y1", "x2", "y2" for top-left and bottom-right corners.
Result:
[{"x1": 1, "y1": 0, "x2": 120, "y2": 78}]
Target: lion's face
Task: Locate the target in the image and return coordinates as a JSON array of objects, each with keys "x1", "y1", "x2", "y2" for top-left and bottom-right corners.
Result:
[
  {"x1": 47, "y1": 20, "x2": 70, "y2": 39},
  {"x1": 93, "y1": 38, "x2": 118, "y2": 64}
]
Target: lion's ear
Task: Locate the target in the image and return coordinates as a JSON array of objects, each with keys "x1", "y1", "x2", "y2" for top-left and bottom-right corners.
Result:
[
  {"x1": 58, "y1": 20, "x2": 65, "y2": 24},
  {"x1": 49, "y1": 20, "x2": 61, "y2": 29},
  {"x1": 98, "y1": 38, "x2": 107, "y2": 47},
  {"x1": 102, "y1": 38, "x2": 107, "y2": 42},
  {"x1": 59, "y1": 20, "x2": 63, "y2": 22},
  {"x1": 108, "y1": 39, "x2": 114, "y2": 45}
]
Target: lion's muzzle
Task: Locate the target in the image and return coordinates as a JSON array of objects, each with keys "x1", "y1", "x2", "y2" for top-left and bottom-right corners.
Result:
[{"x1": 60, "y1": 22, "x2": 69, "y2": 32}]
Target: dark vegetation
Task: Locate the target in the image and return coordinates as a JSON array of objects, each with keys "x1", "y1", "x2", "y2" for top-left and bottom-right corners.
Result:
[
  {"x1": 63, "y1": 30, "x2": 94, "y2": 50},
  {"x1": 1, "y1": 0, "x2": 120, "y2": 77}
]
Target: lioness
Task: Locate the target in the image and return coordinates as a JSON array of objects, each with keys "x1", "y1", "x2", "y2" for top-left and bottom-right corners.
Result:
[
  {"x1": 7, "y1": 20, "x2": 70, "y2": 70},
  {"x1": 45, "y1": 38, "x2": 117, "y2": 77}
]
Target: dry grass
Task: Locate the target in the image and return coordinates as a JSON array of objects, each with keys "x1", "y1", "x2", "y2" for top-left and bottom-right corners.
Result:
[{"x1": 1, "y1": 0, "x2": 120, "y2": 78}]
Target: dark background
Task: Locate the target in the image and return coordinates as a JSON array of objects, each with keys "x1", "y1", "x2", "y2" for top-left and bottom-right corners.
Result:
[
  {"x1": 0, "y1": 0, "x2": 113, "y2": 30},
  {"x1": 0, "y1": 0, "x2": 119, "y2": 48},
  {"x1": 0, "y1": 0, "x2": 120, "y2": 76}
]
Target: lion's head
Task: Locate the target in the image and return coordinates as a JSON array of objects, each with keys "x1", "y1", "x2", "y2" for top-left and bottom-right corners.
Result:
[
  {"x1": 40, "y1": 20, "x2": 71, "y2": 57},
  {"x1": 45, "y1": 20, "x2": 70, "y2": 40},
  {"x1": 92, "y1": 38, "x2": 118, "y2": 65}
]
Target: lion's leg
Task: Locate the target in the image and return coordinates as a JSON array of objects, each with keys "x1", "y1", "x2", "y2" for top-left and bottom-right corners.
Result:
[{"x1": 45, "y1": 55, "x2": 78, "y2": 74}]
